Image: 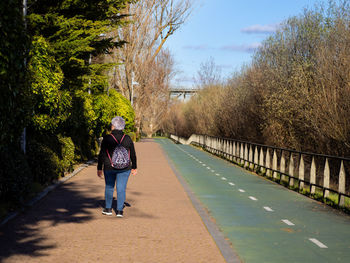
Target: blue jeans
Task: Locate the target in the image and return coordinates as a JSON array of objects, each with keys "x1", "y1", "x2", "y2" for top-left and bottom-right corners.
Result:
[{"x1": 104, "y1": 169, "x2": 131, "y2": 211}]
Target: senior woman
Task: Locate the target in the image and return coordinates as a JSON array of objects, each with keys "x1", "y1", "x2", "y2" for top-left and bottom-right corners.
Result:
[{"x1": 97, "y1": 116, "x2": 137, "y2": 217}]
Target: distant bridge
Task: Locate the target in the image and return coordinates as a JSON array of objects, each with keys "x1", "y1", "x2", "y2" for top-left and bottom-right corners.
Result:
[{"x1": 169, "y1": 87, "x2": 199, "y2": 101}]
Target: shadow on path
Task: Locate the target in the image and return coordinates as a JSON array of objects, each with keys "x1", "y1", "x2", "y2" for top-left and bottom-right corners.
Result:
[{"x1": 0, "y1": 177, "x2": 98, "y2": 261}]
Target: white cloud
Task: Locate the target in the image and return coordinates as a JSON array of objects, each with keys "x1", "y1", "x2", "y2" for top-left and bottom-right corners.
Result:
[
  {"x1": 182, "y1": 44, "x2": 210, "y2": 50},
  {"x1": 241, "y1": 23, "x2": 279, "y2": 34},
  {"x1": 221, "y1": 43, "x2": 262, "y2": 53}
]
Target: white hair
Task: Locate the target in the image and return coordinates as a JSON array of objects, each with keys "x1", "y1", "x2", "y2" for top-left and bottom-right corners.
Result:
[{"x1": 111, "y1": 116, "x2": 125, "y2": 130}]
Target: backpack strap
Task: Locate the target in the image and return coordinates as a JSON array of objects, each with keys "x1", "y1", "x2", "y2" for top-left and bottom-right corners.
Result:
[
  {"x1": 109, "y1": 134, "x2": 119, "y2": 144},
  {"x1": 106, "y1": 134, "x2": 119, "y2": 167},
  {"x1": 119, "y1": 134, "x2": 130, "y2": 159}
]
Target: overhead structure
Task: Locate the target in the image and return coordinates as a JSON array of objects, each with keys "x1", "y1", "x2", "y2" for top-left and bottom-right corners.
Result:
[{"x1": 169, "y1": 87, "x2": 199, "y2": 101}]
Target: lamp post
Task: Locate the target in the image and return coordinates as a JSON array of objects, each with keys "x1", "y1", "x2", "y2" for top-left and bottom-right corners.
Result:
[
  {"x1": 131, "y1": 72, "x2": 139, "y2": 106},
  {"x1": 21, "y1": 0, "x2": 27, "y2": 154}
]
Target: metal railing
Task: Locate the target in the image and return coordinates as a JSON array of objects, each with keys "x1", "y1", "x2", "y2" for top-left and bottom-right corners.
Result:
[{"x1": 170, "y1": 134, "x2": 350, "y2": 207}]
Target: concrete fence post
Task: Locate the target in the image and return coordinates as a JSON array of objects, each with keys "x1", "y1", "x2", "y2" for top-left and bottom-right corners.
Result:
[
  {"x1": 223, "y1": 139, "x2": 225, "y2": 156},
  {"x1": 266, "y1": 148, "x2": 271, "y2": 177},
  {"x1": 231, "y1": 141, "x2": 234, "y2": 161},
  {"x1": 338, "y1": 160, "x2": 346, "y2": 206},
  {"x1": 249, "y1": 145, "x2": 254, "y2": 169},
  {"x1": 221, "y1": 139, "x2": 224, "y2": 155},
  {"x1": 310, "y1": 156, "x2": 316, "y2": 194},
  {"x1": 240, "y1": 143, "x2": 244, "y2": 165},
  {"x1": 244, "y1": 143, "x2": 249, "y2": 168},
  {"x1": 272, "y1": 149, "x2": 278, "y2": 179},
  {"x1": 289, "y1": 154, "x2": 295, "y2": 187},
  {"x1": 227, "y1": 140, "x2": 230, "y2": 159},
  {"x1": 254, "y1": 146, "x2": 259, "y2": 170},
  {"x1": 299, "y1": 155, "x2": 305, "y2": 190},
  {"x1": 217, "y1": 138, "x2": 219, "y2": 154},
  {"x1": 280, "y1": 152, "x2": 286, "y2": 182},
  {"x1": 259, "y1": 147, "x2": 264, "y2": 173},
  {"x1": 323, "y1": 158, "x2": 330, "y2": 198},
  {"x1": 233, "y1": 142, "x2": 238, "y2": 162}
]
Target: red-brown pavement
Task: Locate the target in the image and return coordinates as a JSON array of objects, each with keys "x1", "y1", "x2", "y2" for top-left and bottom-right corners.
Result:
[{"x1": 0, "y1": 140, "x2": 226, "y2": 263}]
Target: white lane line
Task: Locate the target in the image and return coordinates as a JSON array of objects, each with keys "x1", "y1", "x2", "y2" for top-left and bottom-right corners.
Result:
[
  {"x1": 202, "y1": 164, "x2": 206, "y2": 166},
  {"x1": 215, "y1": 173, "x2": 220, "y2": 176},
  {"x1": 309, "y1": 238, "x2": 328, "y2": 248},
  {"x1": 221, "y1": 177, "x2": 227, "y2": 180},
  {"x1": 282, "y1": 219, "x2": 295, "y2": 226},
  {"x1": 238, "y1": 189, "x2": 245, "y2": 193},
  {"x1": 263, "y1": 206, "x2": 274, "y2": 212},
  {"x1": 249, "y1": 196, "x2": 258, "y2": 201},
  {"x1": 228, "y1": 182, "x2": 235, "y2": 186},
  {"x1": 207, "y1": 167, "x2": 211, "y2": 170},
  {"x1": 211, "y1": 170, "x2": 215, "y2": 172}
]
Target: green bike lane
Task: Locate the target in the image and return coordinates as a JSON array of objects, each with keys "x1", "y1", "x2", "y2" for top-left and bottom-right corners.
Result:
[{"x1": 156, "y1": 138, "x2": 350, "y2": 263}]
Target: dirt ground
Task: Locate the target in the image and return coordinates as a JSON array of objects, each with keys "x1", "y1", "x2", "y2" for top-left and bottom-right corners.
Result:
[{"x1": 0, "y1": 140, "x2": 226, "y2": 263}]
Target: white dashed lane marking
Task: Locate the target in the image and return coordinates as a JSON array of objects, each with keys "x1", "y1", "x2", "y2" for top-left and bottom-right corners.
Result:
[
  {"x1": 263, "y1": 207, "x2": 274, "y2": 212},
  {"x1": 282, "y1": 219, "x2": 295, "y2": 226},
  {"x1": 309, "y1": 238, "x2": 328, "y2": 248},
  {"x1": 174, "y1": 143, "x2": 329, "y2": 251}
]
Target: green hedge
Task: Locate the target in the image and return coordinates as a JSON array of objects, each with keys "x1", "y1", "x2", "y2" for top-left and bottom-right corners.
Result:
[
  {"x1": 0, "y1": 147, "x2": 31, "y2": 205},
  {"x1": 58, "y1": 136, "x2": 75, "y2": 173},
  {"x1": 27, "y1": 140, "x2": 63, "y2": 185}
]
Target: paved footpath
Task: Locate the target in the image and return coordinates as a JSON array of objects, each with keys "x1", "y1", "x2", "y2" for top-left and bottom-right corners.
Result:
[{"x1": 0, "y1": 140, "x2": 229, "y2": 263}]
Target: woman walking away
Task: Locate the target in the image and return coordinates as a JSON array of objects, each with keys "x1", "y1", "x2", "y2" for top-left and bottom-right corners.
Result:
[{"x1": 97, "y1": 116, "x2": 137, "y2": 217}]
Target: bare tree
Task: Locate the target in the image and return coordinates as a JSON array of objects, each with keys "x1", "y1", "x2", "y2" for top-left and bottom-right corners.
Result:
[{"x1": 107, "y1": 0, "x2": 193, "y2": 135}]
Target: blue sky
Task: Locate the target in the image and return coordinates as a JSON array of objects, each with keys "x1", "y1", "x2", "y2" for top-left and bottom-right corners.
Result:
[{"x1": 165, "y1": 0, "x2": 321, "y2": 87}]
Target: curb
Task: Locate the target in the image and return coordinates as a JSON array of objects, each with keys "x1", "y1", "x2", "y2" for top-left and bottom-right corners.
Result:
[{"x1": 0, "y1": 160, "x2": 94, "y2": 227}]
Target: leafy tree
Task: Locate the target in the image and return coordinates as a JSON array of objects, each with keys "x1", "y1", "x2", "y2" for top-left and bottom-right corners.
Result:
[
  {"x1": 27, "y1": 0, "x2": 130, "y2": 93},
  {"x1": 0, "y1": 0, "x2": 30, "y2": 148},
  {"x1": 28, "y1": 36, "x2": 71, "y2": 131}
]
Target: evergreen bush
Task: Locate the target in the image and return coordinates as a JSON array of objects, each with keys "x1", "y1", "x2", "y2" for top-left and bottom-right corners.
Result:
[
  {"x1": 0, "y1": 147, "x2": 31, "y2": 205},
  {"x1": 27, "y1": 140, "x2": 63, "y2": 185}
]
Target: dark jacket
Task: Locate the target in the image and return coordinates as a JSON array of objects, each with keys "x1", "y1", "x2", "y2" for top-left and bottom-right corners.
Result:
[{"x1": 97, "y1": 130, "x2": 137, "y2": 171}]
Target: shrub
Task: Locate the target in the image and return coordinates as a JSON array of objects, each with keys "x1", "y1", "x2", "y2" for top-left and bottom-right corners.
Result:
[
  {"x1": 58, "y1": 136, "x2": 75, "y2": 173},
  {"x1": 0, "y1": 147, "x2": 31, "y2": 205},
  {"x1": 28, "y1": 36, "x2": 71, "y2": 132},
  {"x1": 27, "y1": 140, "x2": 63, "y2": 185},
  {"x1": 93, "y1": 89, "x2": 135, "y2": 137}
]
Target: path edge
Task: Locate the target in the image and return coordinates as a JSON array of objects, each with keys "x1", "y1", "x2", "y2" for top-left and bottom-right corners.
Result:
[
  {"x1": 0, "y1": 160, "x2": 94, "y2": 227},
  {"x1": 157, "y1": 139, "x2": 241, "y2": 263}
]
